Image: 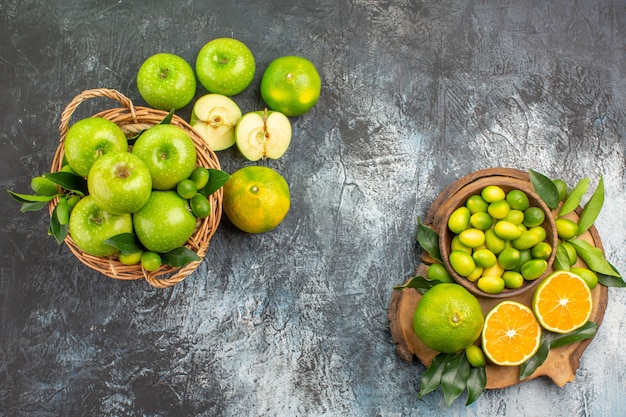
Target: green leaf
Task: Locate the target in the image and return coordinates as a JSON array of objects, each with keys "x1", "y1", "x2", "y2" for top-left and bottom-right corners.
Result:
[
  {"x1": 55, "y1": 196, "x2": 70, "y2": 225},
  {"x1": 393, "y1": 275, "x2": 441, "y2": 293},
  {"x1": 519, "y1": 334, "x2": 550, "y2": 380},
  {"x1": 418, "y1": 353, "x2": 449, "y2": 398},
  {"x1": 553, "y1": 242, "x2": 571, "y2": 271},
  {"x1": 529, "y1": 170, "x2": 560, "y2": 210},
  {"x1": 549, "y1": 321, "x2": 597, "y2": 349},
  {"x1": 417, "y1": 217, "x2": 441, "y2": 262},
  {"x1": 577, "y1": 176, "x2": 604, "y2": 235},
  {"x1": 198, "y1": 169, "x2": 231, "y2": 197},
  {"x1": 20, "y1": 200, "x2": 50, "y2": 212},
  {"x1": 570, "y1": 239, "x2": 621, "y2": 277},
  {"x1": 43, "y1": 172, "x2": 88, "y2": 195},
  {"x1": 441, "y1": 351, "x2": 470, "y2": 406},
  {"x1": 8, "y1": 190, "x2": 57, "y2": 204},
  {"x1": 160, "y1": 246, "x2": 202, "y2": 268},
  {"x1": 49, "y1": 204, "x2": 68, "y2": 244},
  {"x1": 598, "y1": 271, "x2": 626, "y2": 287},
  {"x1": 159, "y1": 109, "x2": 175, "y2": 125},
  {"x1": 559, "y1": 177, "x2": 590, "y2": 216},
  {"x1": 104, "y1": 233, "x2": 143, "y2": 255},
  {"x1": 465, "y1": 366, "x2": 486, "y2": 406}
]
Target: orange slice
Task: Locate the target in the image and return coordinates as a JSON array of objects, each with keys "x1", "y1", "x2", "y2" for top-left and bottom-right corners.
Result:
[
  {"x1": 532, "y1": 271, "x2": 593, "y2": 334},
  {"x1": 482, "y1": 301, "x2": 542, "y2": 366}
]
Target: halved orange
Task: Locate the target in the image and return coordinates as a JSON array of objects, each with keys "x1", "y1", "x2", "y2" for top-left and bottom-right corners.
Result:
[
  {"x1": 481, "y1": 301, "x2": 542, "y2": 366},
  {"x1": 532, "y1": 271, "x2": 593, "y2": 334}
]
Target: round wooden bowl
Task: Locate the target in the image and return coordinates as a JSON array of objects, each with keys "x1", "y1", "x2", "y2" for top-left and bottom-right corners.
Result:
[
  {"x1": 49, "y1": 88, "x2": 223, "y2": 288},
  {"x1": 438, "y1": 174, "x2": 557, "y2": 298}
]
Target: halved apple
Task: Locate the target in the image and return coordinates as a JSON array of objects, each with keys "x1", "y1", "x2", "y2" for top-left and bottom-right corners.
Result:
[
  {"x1": 235, "y1": 109, "x2": 292, "y2": 161},
  {"x1": 190, "y1": 94, "x2": 242, "y2": 151}
]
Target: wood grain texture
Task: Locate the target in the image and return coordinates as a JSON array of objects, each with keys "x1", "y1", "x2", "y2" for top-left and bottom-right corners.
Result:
[{"x1": 1, "y1": 0, "x2": 626, "y2": 416}]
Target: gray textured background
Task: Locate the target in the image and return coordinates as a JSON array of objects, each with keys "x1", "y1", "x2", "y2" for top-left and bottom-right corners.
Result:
[{"x1": 1, "y1": 0, "x2": 625, "y2": 416}]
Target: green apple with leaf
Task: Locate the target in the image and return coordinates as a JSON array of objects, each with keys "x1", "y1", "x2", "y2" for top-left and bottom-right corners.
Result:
[
  {"x1": 137, "y1": 52, "x2": 197, "y2": 111},
  {"x1": 68, "y1": 195, "x2": 133, "y2": 257},
  {"x1": 195, "y1": 38, "x2": 255, "y2": 96},
  {"x1": 132, "y1": 124, "x2": 197, "y2": 190},
  {"x1": 87, "y1": 151, "x2": 152, "y2": 214},
  {"x1": 64, "y1": 117, "x2": 128, "y2": 178}
]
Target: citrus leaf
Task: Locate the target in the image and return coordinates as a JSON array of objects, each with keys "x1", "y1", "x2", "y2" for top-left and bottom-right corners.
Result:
[
  {"x1": 417, "y1": 217, "x2": 441, "y2": 262},
  {"x1": 161, "y1": 246, "x2": 201, "y2": 268},
  {"x1": 418, "y1": 353, "x2": 449, "y2": 398},
  {"x1": 570, "y1": 239, "x2": 621, "y2": 277},
  {"x1": 198, "y1": 169, "x2": 230, "y2": 197},
  {"x1": 393, "y1": 275, "x2": 441, "y2": 293},
  {"x1": 8, "y1": 190, "x2": 57, "y2": 204},
  {"x1": 159, "y1": 108, "x2": 175, "y2": 125},
  {"x1": 465, "y1": 366, "x2": 486, "y2": 406},
  {"x1": 598, "y1": 269, "x2": 626, "y2": 287},
  {"x1": 104, "y1": 233, "x2": 143, "y2": 255},
  {"x1": 20, "y1": 200, "x2": 50, "y2": 212},
  {"x1": 441, "y1": 351, "x2": 470, "y2": 406},
  {"x1": 43, "y1": 172, "x2": 88, "y2": 195},
  {"x1": 559, "y1": 177, "x2": 590, "y2": 216},
  {"x1": 529, "y1": 170, "x2": 560, "y2": 210},
  {"x1": 553, "y1": 242, "x2": 571, "y2": 271},
  {"x1": 519, "y1": 334, "x2": 550, "y2": 380},
  {"x1": 577, "y1": 176, "x2": 604, "y2": 235},
  {"x1": 549, "y1": 321, "x2": 597, "y2": 349}
]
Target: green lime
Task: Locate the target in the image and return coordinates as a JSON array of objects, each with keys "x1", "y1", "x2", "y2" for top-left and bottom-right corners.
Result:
[
  {"x1": 502, "y1": 209, "x2": 524, "y2": 225},
  {"x1": 467, "y1": 266, "x2": 483, "y2": 282},
  {"x1": 189, "y1": 166, "x2": 210, "y2": 190},
  {"x1": 465, "y1": 345, "x2": 486, "y2": 367},
  {"x1": 523, "y1": 207, "x2": 545, "y2": 228},
  {"x1": 502, "y1": 271, "x2": 524, "y2": 289},
  {"x1": 514, "y1": 249, "x2": 533, "y2": 273},
  {"x1": 448, "y1": 206, "x2": 471, "y2": 234},
  {"x1": 473, "y1": 249, "x2": 497, "y2": 268},
  {"x1": 485, "y1": 229, "x2": 506, "y2": 255},
  {"x1": 31, "y1": 176, "x2": 59, "y2": 196},
  {"x1": 494, "y1": 220, "x2": 522, "y2": 240},
  {"x1": 488, "y1": 200, "x2": 510, "y2": 220},
  {"x1": 531, "y1": 242, "x2": 553, "y2": 260},
  {"x1": 466, "y1": 194, "x2": 489, "y2": 214},
  {"x1": 555, "y1": 218, "x2": 579, "y2": 240},
  {"x1": 141, "y1": 251, "x2": 162, "y2": 272},
  {"x1": 427, "y1": 263, "x2": 454, "y2": 283},
  {"x1": 470, "y1": 212, "x2": 493, "y2": 231},
  {"x1": 561, "y1": 241, "x2": 578, "y2": 265},
  {"x1": 119, "y1": 250, "x2": 143, "y2": 266},
  {"x1": 498, "y1": 247, "x2": 521, "y2": 270},
  {"x1": 483, "y1": 261, "x2": 505, "y2": 278},
  {"x1": 449, "y1": 250, "x2": 476, "y2": 277},
  {"x1": 570, "y1": 267, "x2": 598, "y2": 289},
  {"x1": 511, "y1": 230, "x2": 540, "y2": 251},
  {"x1": 190, "y1": 193, "x2": 211, "y2": 218},
  {"x1": 520, "y1": 259, "x2": 548, "y2": 280},
  {"x1": 177, "y1": 179, "x2": 198, "y2": 200},
  {"x1": 553, "y1": 179, "x2": 568, "y2": 201},
  {"x1": 527, "y1": 226, "x2": 547, "y2": 242},
  {"x1": 451, "y1": 235, "x2": 472, "y2": 254},
  {"x1": 459, "y1": 228, "x2": 486, "y2": 248},
  {"x1": 481, "y1": 185, "x2": 505, "y2": 203},
  {"x1": 477, "y1": 275, "x2": 505, "y2": 294},
  {"x1": 506, "y1": 189, "x2": 530, "y2": 211}
]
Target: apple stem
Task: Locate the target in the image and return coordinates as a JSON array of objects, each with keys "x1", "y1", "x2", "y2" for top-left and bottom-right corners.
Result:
[{"x1": 161, "y1": 68, "x2": 169, "y2": 79}]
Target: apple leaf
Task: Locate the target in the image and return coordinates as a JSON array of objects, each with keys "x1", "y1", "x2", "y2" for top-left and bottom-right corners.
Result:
[
  {"x1": 161, "y1": 246, "x2": 201, "y2": 268},
  {"x1": 43, "y1": 172, "x2": 88, "y2": 196},
  {"x1": 198, "y1": 169, "x2": 231, "y2": 197},
  {"x1": 8, "y1": 190, "x2": 57, "y2": 204},
  {"x1": 159, "y1": 109, "x2": 175, "y2": 125},
  {"x1": 105, "y1": 233, "x2": 143, "y2": 255}
]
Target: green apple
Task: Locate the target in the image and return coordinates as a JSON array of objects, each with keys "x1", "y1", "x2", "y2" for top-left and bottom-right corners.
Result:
[
  {"x1": 133, "y1": 191, "x2": 197, "y2": 253},
  {"x1": 137, "y1": 53, "x2": 197, "y2": 111},
  {"x1": 87, "y1": 151, "x2": 152, "y2": 214},
  {"x1": 64, "y1": 117, "x2": 128, "y2": 177},
  {"x1": 235, "y1": 109, "x2": 292, "y2": 161},
  {"x1": 195, "y1": 38, "x2": 255, "y2": 96},
  {"x1": 68, "y1": 195, "x2": 133, "y2": 257},
  {"x1": 190, "y1": 93, "x2": 242, "y2": 151},
  {"x1": 132, "y1": 124, "x2": 197, "y2": 190}
]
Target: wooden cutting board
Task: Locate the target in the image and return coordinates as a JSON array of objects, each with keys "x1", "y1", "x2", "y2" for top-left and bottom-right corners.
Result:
[{"x1": 388, "y1": 168, "x2": 608, "y2": 389}]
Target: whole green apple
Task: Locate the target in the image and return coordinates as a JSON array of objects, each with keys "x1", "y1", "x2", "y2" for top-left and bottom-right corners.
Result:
[
  {"x1": 137, "y1": 52, "x2": 197, "y2": 111},
  {"x1": 133, "y1": 191, "x2": 197, "y2": 253},
  {"x1": 87, "y1": 151, "x2": 152, "y2": 214},
  {"x1": 64, "y1": 117, "x2": 128, "y2": 178},
  {"x1": 132, "y1": 124, "x2": 197, "y2": 190},
  {"x1": 195, "y1": 38, "x2": 255, "y2": 96},
  {"x1": 68, "y1": 195, "x2": 133, "y2": 257}
]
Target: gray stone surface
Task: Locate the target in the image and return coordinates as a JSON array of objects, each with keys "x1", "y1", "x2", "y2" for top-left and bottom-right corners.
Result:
[{"x1": 1, "y1": 0, "x2": 625, "y2": 416}]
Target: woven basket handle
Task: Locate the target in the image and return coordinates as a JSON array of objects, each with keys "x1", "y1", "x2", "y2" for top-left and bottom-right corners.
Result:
[{"x1": 58, "y1": 88, "x2": 138, "y2": 139}]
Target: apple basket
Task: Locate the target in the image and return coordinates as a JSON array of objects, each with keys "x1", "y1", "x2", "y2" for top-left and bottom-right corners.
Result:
[{"x1": 50, "y1": 88, "x2": 223, "y2": 288}]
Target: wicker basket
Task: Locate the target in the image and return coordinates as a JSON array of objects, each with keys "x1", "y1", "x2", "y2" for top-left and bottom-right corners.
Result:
[{"x1": 50, "y1": 88, "x2": 223, "y2": 288}]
